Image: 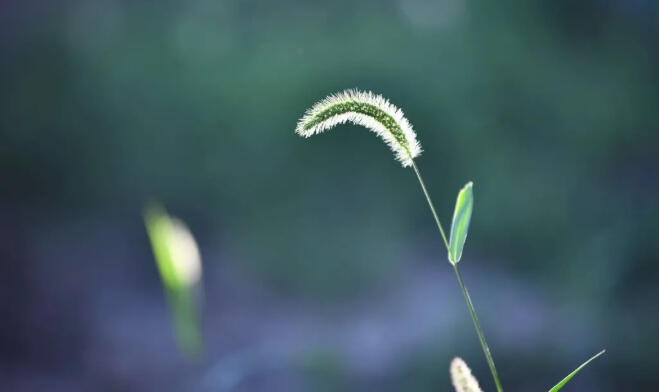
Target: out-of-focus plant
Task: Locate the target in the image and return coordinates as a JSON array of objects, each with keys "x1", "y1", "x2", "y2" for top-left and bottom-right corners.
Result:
[
  {"x1": 296, "y1": 89, "x2": 604, "y2": 391},
  {"x1": 451, "y1": 358, "x2": 483, "y2": 392},
  {"x1": 144, "y1": 204, "x2": 203, "y2": 357}
]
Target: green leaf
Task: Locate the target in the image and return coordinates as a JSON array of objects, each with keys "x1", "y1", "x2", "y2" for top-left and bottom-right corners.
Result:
[
  {"x1": 449, "y1": 182, "x2": 474, "y2": 264},
  {"x1": 548, "y1": 350, "x2": 606, "y2": 392}
]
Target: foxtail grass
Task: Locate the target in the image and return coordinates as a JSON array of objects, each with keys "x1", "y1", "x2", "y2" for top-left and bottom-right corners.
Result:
[{"x1": 296, "y1": 89, "x2": 604, "y2": 391}]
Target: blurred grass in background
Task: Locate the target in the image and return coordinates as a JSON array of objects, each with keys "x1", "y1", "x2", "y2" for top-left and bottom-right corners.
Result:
[
  {"x1": 1, "y1": 0, "x2": 658, "y2": 391},
  {"x1": 144, "y1": 205, "x2": 203, "y2": 357}
]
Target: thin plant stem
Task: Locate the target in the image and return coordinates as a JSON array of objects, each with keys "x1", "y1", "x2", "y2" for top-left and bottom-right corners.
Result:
[
  {"x1": 454, "y1": 264, "x2": 504, "y2": 392},
  {"x1": 411, "y1": 161, "x2": 450, "y2": 250},
  {"x1": 411, "y1": 161, "x2": 504, "y2": 392}
]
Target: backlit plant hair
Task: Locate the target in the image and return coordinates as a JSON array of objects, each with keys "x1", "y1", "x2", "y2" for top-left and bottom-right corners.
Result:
[
  {"x1": 451, "y1": 358, "x2": 483, "y2": 392},
  {"x1": 296, "y1": 89, "x2": 604, "y2": 392},
  {"x1": 296, "y1": 89, "x2": 421, "y2": 167}
]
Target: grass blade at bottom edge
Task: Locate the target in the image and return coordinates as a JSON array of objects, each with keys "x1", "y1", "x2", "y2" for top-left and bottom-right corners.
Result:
[{"x1": 548, "y1": 349, "x2": 606, "y2": 392}]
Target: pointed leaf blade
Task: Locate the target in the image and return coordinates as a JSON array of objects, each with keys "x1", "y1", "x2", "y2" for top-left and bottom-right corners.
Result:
[
  {"x1": 548, "y1": 350, "x2": 606, "y2": 392},
  {"x1": 449, "y1": 182, "x2": 474, "y2": 264}
]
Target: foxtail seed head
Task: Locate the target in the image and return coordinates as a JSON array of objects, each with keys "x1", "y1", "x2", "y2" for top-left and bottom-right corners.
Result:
[
  {"x1": 296, "y1": 89, "x2": 422, "y2": 167},
  {"x1": 450, "y1": 358, "x2": 483, "y2": 392}
]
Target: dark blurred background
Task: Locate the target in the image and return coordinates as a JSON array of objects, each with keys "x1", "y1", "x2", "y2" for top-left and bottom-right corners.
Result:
[{"x1": 1, "y1": 0, "x2": 658, "y2": 391}]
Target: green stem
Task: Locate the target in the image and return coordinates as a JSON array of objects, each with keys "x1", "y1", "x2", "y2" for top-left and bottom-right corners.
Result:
[
  {"x1": 454, "y1": 264, "x2": 504, "y2": 392},
  {"x1": 411, "y1": 161, "x2": 503, "y2": 392},
  {"x1": 411, "y1": 161, "x2": 450, "y2": 250}
]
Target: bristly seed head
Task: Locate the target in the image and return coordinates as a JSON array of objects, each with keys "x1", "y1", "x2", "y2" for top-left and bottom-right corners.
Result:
[
  {"x1": 450, "y1": 358, "x2": 483, "y2": 392},
  {"x1": 296, "y1": 89, "x2": 422, "y2": 167}
]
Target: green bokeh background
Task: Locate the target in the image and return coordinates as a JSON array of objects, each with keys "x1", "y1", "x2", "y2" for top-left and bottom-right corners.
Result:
[{"x1": 1, "y1": 0, "x2": 658, "y2": 391}]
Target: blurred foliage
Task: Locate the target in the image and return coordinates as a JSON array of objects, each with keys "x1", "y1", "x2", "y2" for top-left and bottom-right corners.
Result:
[
  {"x1": 2, "y1": 0, "x2": 657, "y2": 292},
  {"x1": 144, "y1": 204, "x2": 203, "y2": 357},
  {"x1": 0, "y1": 0, "x2": 659, "y2": 283},
  {"x1": 1, "y1": 0, "x2": 658, "y2": 389}
]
